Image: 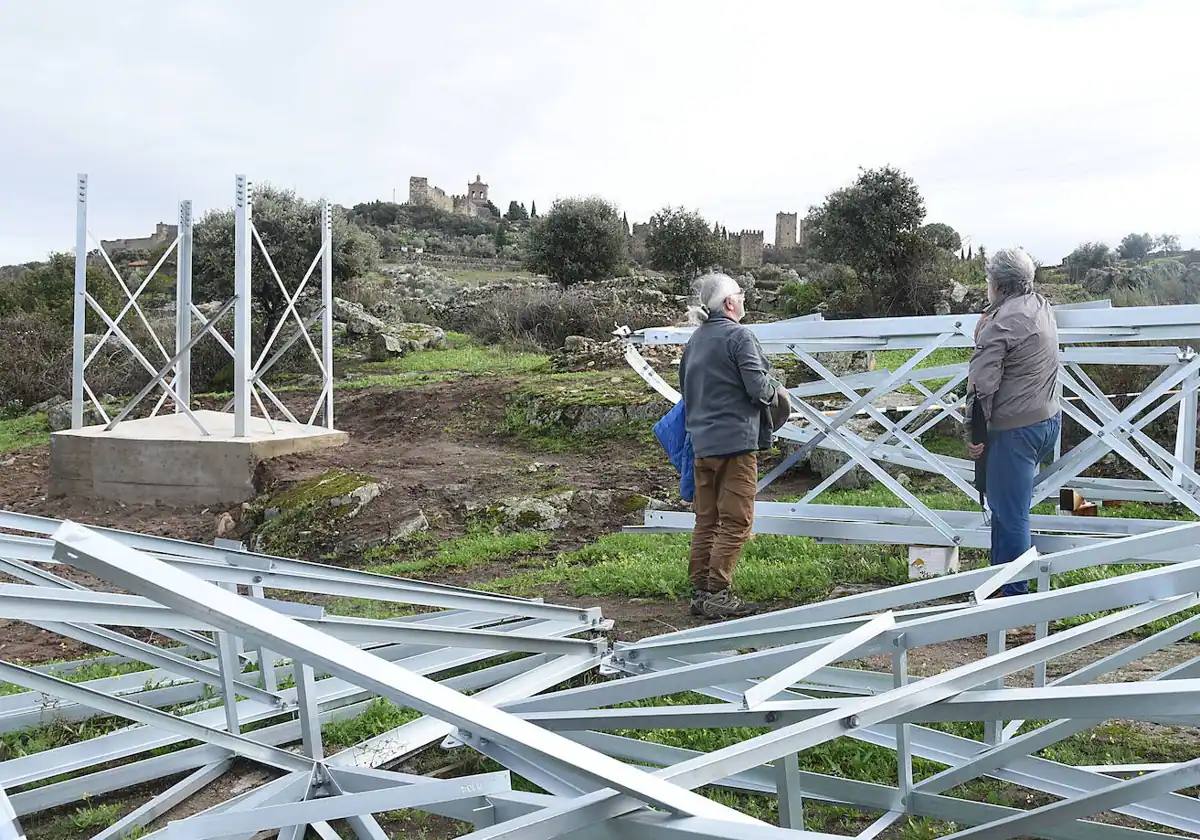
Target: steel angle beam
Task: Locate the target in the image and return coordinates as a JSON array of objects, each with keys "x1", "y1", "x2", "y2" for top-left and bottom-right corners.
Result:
[
  {"x1": 165, "y1": 772, "x2": 512, "y2": 838},
  {"x1": 741, "y1": 612, "x2": 895, "y2": 708},
  {"x1": 52, "y1": 522, "x2": 760, "y2": 825}
]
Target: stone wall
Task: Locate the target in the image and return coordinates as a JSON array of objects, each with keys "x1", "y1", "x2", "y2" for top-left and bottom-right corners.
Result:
[{"x1": 408, "y1": 177, "x2": 454, "y2": 212}]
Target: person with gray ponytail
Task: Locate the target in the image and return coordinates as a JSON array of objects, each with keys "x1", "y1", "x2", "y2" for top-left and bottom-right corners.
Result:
[
  {"x1": 966, "y1": 247, "x2": 1061, "y2": 597},
  {"x1": 678, "y1": 273, "x2": 787, "y2": 619}
]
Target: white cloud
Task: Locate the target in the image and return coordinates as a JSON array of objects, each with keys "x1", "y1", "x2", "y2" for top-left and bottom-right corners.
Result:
[{"x1": 1, "y1": 0, "x2": 1196, "y2": 264}]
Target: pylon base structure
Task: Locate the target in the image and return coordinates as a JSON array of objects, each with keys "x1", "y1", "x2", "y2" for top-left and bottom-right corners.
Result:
[
  {"x1": 55, "y1": 173, "x2": 341, "y2": 506},
  {"x1": 50, "y1": 410, "x2": 348, "y2": 504}
]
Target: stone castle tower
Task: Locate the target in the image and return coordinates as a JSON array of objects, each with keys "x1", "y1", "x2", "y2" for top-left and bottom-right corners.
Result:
[
  {"x1": 467, "y1": 174, "x2": 488, "y2": 204},
  {"x1": 775, "y1": 212, "x2": 798, "y2": 249},
  {"x1": 737, "y1": 230, "x2": 764, "y2": 268}
]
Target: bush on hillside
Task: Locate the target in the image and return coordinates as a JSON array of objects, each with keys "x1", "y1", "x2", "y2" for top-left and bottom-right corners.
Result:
[
  {"x1": 645, "y1": 206, "x2": 730, "y2": 278},
  {"x1": 525, "y1": 198, "x2": 628, "y2": 287},
  {"x1": 465, "y1": 287, "x2": 650, "y2": 349},
  {"x1": 804, "y1": 166, "x2": 950, "y2": 316}
]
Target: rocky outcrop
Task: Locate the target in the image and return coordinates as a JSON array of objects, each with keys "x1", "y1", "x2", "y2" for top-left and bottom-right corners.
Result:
[
  {"x1": 333, "y1": 297, "x2": 448, "y2": 359},
  {"x1": 248, "y1": 469, "x2": 383, "y2": 556},
  {"x1": 550, "y1": 336, "x2": 678, "y2": 373},
  {"x1": 478, "y1": 489, "x2": 649, "y2": 531}
]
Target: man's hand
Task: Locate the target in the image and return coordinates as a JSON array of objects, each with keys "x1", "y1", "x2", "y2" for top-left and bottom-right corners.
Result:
[{"x1": 968, "y1": 442, "x2": 985, "y2": 460}]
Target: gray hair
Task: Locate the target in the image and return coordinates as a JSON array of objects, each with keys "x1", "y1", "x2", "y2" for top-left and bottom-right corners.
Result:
[
  {"x1": 987, "y1": 247, "x2": 1036, "y2": 298},
  {"x1": 686, "y1": 272, "x2": 743, "y2": 325}
]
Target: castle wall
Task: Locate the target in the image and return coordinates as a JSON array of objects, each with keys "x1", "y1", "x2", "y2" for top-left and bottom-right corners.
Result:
[
  {"x1": 737, "y1": 230, "x2": 764, "y2": 268},
  {"x1": 101, "y1": 223, "x2": 178, "y2": 254},
  {"x1": 409, "y1": 177, "x2": 454, "y2": 212}
]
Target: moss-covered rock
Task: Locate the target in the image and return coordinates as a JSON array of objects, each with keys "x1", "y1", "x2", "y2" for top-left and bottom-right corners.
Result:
[
  {"x1": 507, "y1": 370, "x2": 663, "y2": 434},
  {"x1": 251, "y1": 469, "x2": 381, "y2": 557}
]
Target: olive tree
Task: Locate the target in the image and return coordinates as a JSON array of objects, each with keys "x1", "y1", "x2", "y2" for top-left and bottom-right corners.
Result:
[{"x1": 525, "y1": 197, "x2": 627, "y2": 286}]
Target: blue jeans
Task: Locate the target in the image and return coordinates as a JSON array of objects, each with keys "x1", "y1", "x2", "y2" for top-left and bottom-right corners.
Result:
[{"x1": 986, "y1": 414, "x2": 1061, "y2": 596}]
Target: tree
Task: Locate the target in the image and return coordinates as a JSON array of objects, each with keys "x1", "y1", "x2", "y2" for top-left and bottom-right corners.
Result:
[
  {"x1": 1065, "y1": 242, "x2": 1114, "y2": 282},
  {"x1": 530, "y1": 200, "x2": 538, "y2": 218},
  {"x1": 1158, "y1": 233, "x2": 1181, "y2": 253},
  {"x1": 645, "y1": 206, "x2": 728, "y2": 277},
  {"x1": 919, "y1": 222, "x2": 961, "y2": 253},
  {"x1": 193, "y1": 185, "x2": 379, "y2": 337},
  {"x1": 504, "y1": 201, "x2": 529, "y2": 222},
  {"x1": 621, "y1": 211, "x2": 630, "y2": 237},
  {"x1": 494, "y1": 220, "x2": 510, "y2": 250},
  {"x1": 525, "y1": 197, "x2": 627, "y2": 286},
  {"x1": 1117, "y1": 232, "x2": 1155, "y2": 261},
  {"x1": 804, "y1": 166, "x2": 944, "y2": 315}
]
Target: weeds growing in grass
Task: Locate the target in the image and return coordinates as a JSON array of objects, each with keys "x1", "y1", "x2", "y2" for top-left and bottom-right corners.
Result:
[
  {"x1": 490, "y1": 531, "x2": 907, "y2": 602},
  {"x1": 69, "y1": 801, "x2": 124, "y2": 829},
  {"x1": 322, "y1": 698, "x2": 420, "y2": 751},
  {"x1": 367, "y1": 528, "x2": 550, "y2": 579},
  {"x1": 0, "y1": 413, "x2": 49, "y2": 454},
  {"x1": 340, "y1": 334, "x2": 548, "y2": 390}
]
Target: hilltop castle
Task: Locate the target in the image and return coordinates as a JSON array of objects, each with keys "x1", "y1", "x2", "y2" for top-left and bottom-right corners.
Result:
[{"x1": 408, "y1": 174, "x2": 497, "y2": 219}]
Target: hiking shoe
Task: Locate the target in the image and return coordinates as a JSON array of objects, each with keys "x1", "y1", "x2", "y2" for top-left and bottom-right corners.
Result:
[
  {"x1": 689, "y1": 590, "x2": 711, "y2": 616},
  {"x1": 700, "y1": 588, "x2": 757, "y2": 620}
]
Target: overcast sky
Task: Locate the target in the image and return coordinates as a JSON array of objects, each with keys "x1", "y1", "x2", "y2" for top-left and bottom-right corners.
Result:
[{"x1": 2, "y1": 1, "x2": 1197, "y2": 266}]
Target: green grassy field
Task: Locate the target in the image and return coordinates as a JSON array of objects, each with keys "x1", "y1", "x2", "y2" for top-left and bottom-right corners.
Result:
[{"x1": 0, "y1": 413, "x2": 49, "y2": 454}]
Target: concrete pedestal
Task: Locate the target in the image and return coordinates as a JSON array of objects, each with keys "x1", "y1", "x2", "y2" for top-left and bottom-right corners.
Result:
[
  {"x1": 908, "y1": 545, "x2": 960, "y2": 579},
  {"x1": 50, "y1": 410, "x2": 348, "y2": 506}
]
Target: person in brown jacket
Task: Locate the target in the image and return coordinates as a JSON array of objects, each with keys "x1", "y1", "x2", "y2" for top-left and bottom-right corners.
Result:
[
  {"x1": 966, "y1": 247, "x2": 1061, "y2": 596},
  {"x1": 679, "y1": 273, "x2": 786, "y2": 620}
]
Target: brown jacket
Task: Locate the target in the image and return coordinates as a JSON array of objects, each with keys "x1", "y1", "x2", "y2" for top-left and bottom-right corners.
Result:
[{"x1": 967, "y1": 292, "x2": 1059, "y2": 431}]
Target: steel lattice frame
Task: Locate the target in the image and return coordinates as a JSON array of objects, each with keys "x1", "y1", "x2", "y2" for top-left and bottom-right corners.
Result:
[
  {"x1": 622, "y1": 302, "x2": 1200, "y2": 547},
  {"x1": 71, "y1": 173, "x2": 336, "y2": 437},
  {"x1": 0, "y1": 515, "x2": 1198, "y2": 838}
]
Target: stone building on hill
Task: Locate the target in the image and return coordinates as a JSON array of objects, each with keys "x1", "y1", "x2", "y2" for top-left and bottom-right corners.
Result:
[
  {"x1": 101, "y1": 222, "x2": 178, "y2": 255},
  {"x1": 732, "y1": 230, "x2": 764, "y2": 268},
  {"x1": 408, "y1": 174, "x2": 496, "y2": 218}
]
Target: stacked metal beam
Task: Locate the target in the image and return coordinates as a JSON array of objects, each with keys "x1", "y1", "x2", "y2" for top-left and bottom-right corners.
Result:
[{"x1": 1, "y1": 513, "x2": 1200, "y2": 838}]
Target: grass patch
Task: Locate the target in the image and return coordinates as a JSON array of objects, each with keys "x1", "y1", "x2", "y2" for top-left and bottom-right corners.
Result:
[
  {"x1": 872, "y1": 347, "x2": 971, "y2": 393},
  {"x1": 367, "y1": 528, "x2": 550, "y2": 578},
  {"x1": 0, "y1": 413, "x2": 49, "y2": 454},
  {"x1": 444, "y1": 268, "x2": 540, "y2": 285},
  {"x1": 812, "y1": 486, "x2": 982, "y2": 512},
  {"x1": 0, "y1": 656, "x2": 158, "y2": 697},
  {"x1": 874, "y1": 347, "x2": 972, "y2": 372},
  {"x1": 341, "y1": 333, "x2": 548, "y2": 390},
  {"x1": 323, "y1": 698, "x2": 420, "y2": 751},
  {"x1": 490, "y1": 531, "x2": 906, "y2": 602}
]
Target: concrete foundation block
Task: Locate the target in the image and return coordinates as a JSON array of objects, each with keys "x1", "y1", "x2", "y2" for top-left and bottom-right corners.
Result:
[
  {"x1": 50, "y1": 409, "x2": 347, "y2": 506},
  {"x1": 908, "y1": 545, "x2": 960, "y2": 579}
]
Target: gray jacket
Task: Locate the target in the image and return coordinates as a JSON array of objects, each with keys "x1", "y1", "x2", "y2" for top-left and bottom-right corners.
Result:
[
  {"x1": 967, "y1": 292, "x2": 1059, "y2": 432},
  {"x1": 679, "y1": 313, "x2": 776, "y2": 458}
]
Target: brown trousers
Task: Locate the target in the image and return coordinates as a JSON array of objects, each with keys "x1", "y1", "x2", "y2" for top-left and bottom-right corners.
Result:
[{"x1": 689, "y1": 452, "x2": 756, "y2": 593}]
